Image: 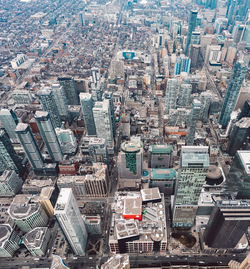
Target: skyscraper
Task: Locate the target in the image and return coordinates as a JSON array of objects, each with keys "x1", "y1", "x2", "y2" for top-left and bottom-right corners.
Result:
[
  {"x1": 178, "y1": 83, "x2": 192, "y2": 107},
  {"x1": 103, "y1": 91, "x2": 116, "y2": 137},
  {"x1": 35, "y1": 111, "x2": 63, "y2": 162},
  {"x1": 0, "y1": 109, "x2": 18, "y2": 142},
  {"x1": 58, "y1": 77, "x2": 79, "y2": 105},
  {"x1": 148, "y1": 144, "x2": 173, "y2": 168},
  {"x1": 174, "y1": 55, "x2": 191, "y2": 75},
  {"x1": 200, "y1": 91, "x2": 212, "y2": 122},
  {"x1": 227, "y1": 150, "x2": 250, "y2": 199},
  {"x1": 51, "y1": 83, "x2": 69, "y2": 120},
  {"x1": 0, "y1": 129, "x2": 23, "y2": 175},
  {"x1": 0, "y1": 224, "x2": 20, "y2": 257},
  {"x1": 173, "y1": 146, "x2": 209, "y2": 228},
  {"x1": 93, "y1": 100, "x2": 114, "y2": 152},
  {"x1": 219, "y1": 62, "x2": 247, "y2": 128},
  {"x1": 0, "y1": 170, "x2": 23, "y2": 197},
  {"x1": 36, "y1": 88, "x2": 62, "y2": 128},
  {"x1": 164, "y1": 78, "x2": 178, "y2": 114},
  {"x1": 203, "y1": 201, "x2": 250, "y2": 248},
  {"x1": 185, "y1": 10, "x2": 198, "y2": 55},
  {"x1": 227, "y1": 117, "x2": 250, "y2": 156},
  {"x1": 16, "y1": 123, "x2": 45, "y2": 173},
  {"x1": 186, "y1": 99, "x2": 201, "y2": 145},
  {"x1": 55, "y1": 128, "x2": 77, "y2": 155},
  {"x1": 54, "y1": 188, "x2": 88, "y2": 256},
  {"x1": 118, "y1": 137, "x2": 143, "y2": 179},
  {"x1": 79, "y1": 93, "x2": 97, "y2": 136}
]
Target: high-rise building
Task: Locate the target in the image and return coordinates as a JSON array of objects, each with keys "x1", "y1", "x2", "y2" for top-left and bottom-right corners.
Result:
[
  {"x1": 214, "y1": 18, "x2": 228, "y2": 33},
  {"x1": 173, "y1": 146, "x2": 209, "y2": 228},
  {"x1": 190, "y1": 45, "x2": 201, "y2": 68},
  {"x1": 164, "y1": 78, "x2": 178, "y2": 114},
  {"x1": 58, "y1": 77, "x2": 79, "y2": 105},
  {"x1": 0, "y1": 224, "x2": 20, "y2": 257},
  {"x1": 227, "y1": 150, "x2": 250, "y2": 199},
  {"x1": 38, "y1": 186, "x2": 59, "y2": 217},
  {"x1": 93, "y1": 100, "x2": 114, "y2": 152},
  {"x1": 103, "y1": 91, "x2": 116, "y2": 137},
  {"x1": 239, "y1": 100, "x2": 250, "y2": 119},
  {"x1": 55, "y1": 128, "x2": 77, "y2": 155},
  {"x1": 88, "y1": 137, "x2": 108, "y2": 164},
  {"x1": 178, "y1": 83, "x2": 192, "y2": 107},
  {"x1": 203, "y1": 201, "x2": 250, "y2": 248},
  {"x1": 232, "y1": 24, "x2": 245, "y2": 43},
  {"x1": 186, "y1": 99, "x2": 201, "y2": 145},
  {"x1": 174, "y1": 55, "x2": 191, "y2": 75},
  {"x1": 219, "y1": 62, "x2": 247, "y2": 129},
  {"x1": 83, "y1": 215, "x2": 102, "y2": 235},
  {"x1": 36, "y1": 88, "x2": 62, "y2": 128},
  {"x1": 23, "y1": 227, "x2": 51, "y2": 256},
  {"x1": 185, "y1": 10, "x2": 198, "y2": 55},
  {"x1": 227, "y1": 118, "x2": 250, "y2": 156},
  {"x1": 8, "y1": 195, "x2": 49, "y2": 233},
  {"x1": 0, "y1": 129, "x2": 24, "y2": 175},
  {"x1": 91, "y1": 67, "x2": 99, "y2": 87},
  {"x1": 0, "y1": 170, "x2": 23, "y2": 197},
  {"x1": 12, "y1": 90, "x2": 33, "y2": 105},
  {"x1": 148, "y1": 144, "x2": 173, "y2": 168},
  {"x1": 118, "y1": 137, "x2": 143, "y2": 180},
  {"x1": 79, "y1": 93, "x2": 96, "y2": 136},
  {"x1": 54, "y1": 188, "x2": 88, "y2": 256},
  {"x1": 110, "y1": 60, "x2": 125, "y2": 79},
  {"x1": 16, "y1": 123, "x2": 45, "y2": 173},
  {"x1": 0, "y1": 109, "x2": 18, "y2": 142},
  {"x1": 51, "y1": 83, "x2": 69, "y2": 120},
  {"x1": 35, "y1": 111, "x2": 63, "y2": 162},
  {"x1": 200, "y1": 91, "x2": 212, "y2": 122}
]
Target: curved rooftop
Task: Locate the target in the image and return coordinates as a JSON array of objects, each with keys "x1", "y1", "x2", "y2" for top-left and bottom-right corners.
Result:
[
  {"x1": 0, "y1": 224, "x2": 12, "y2": 247},
  {"x1": 121, "y1": 140, "x2": 142, "y2": 153}
]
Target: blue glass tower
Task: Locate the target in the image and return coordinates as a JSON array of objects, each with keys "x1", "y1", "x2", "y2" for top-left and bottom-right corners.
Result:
[
  {"x1": 185, "y1": 10, "x2": 198, "y2": 55},
  {"x1": 219, "y1": 62, "x2": 247, "y2": 129},
  {"x1": 174, "y1": 56, "x2": 191, "y2": 75}
]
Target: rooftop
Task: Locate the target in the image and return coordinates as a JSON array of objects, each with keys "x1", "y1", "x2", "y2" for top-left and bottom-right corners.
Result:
[
  {"x1": 23, "y1": 227, "x2": 48, "y2": 249},
  {"x1": 123, "y1": 197, "x2": 142, "y2": 217},
  {"x1": 151, "y1": 169, "x2": 177, "y2": 180},
  {"x1": 149, "y1": 144, "x2": 173, "y2": 154},
  {"x1": 237, "y1": 151, "x2": 250, "y2": 175},
  {"x1": 0, "y1": 224, "x2": 12, "y2": 248},
  {"x1": 140, "y1": 188, "x2": 161, "y2": 202}
]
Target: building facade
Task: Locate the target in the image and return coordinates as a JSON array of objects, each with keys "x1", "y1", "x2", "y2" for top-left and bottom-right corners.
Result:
[
  {"x1": 0, "y1": 109, "x2": 18, "y2": 142},
  {"x1": 58, "y1": 77, "x2": 79, "y2": 106},
  {"x1": 0, "y1": 170, "x2": 23, "y2": 197},
  {"x1": 164, "y1": 78, "x2": 178, "y2": 114},
  {"x1": 54, "y1": 188, "x2": 88, "y2": 256},
  {"x1": 0, "y1": 224, "x2": 20, "y2": 257},
  {"x1": 148, "y1": 144, "x2": 173, "y2": 168},
  {"x1": 173, "y1": 146, "x2": 209, "y2": 228}
]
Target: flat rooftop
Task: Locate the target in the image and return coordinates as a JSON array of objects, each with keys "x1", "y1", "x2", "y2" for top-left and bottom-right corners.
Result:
[
  {"x1": 237, "y1": 151, "x2": 250, "y2": 175},
  {"x1": 23, "y1": 227, "x2": 48, "y2": 249},
  {"x1": 151, "y1": 169, "x2": 176, "y2": 180},
  {"x1": 123, "y1": 197, "x2": 142, "y2": 216},
  {"x1": 141, "y1": 188, "x2": 161, "y2": 202},
  {"x1": 149, "y1": 144, "x2": 173, "y2": 154}
]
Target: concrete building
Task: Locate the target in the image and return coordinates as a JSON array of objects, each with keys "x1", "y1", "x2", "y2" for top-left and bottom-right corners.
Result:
[
  {"x1": 54, "y1": 188, "x2": 88, "y2": 256},
  {"x1": 57, "y1": 163, "x2": 108, "y2": 197},
  {"x1": 83, "y1": 215, "x2": 102, "y2": 235},
  {"x1": 0, "y1": 224, "x2": 20, "y2": 257},
  {"x1": 0, "y1": 129, "x2": 24, "y2": 175},
  {"x1": 35, "y1": 111, "x2": 63, "y2": 162},
  {"x1": 36, "y1": 87, "x2": 62, "y2": 128},
  {"x1": 55, "y1": 128, "x2": 77, "y2": 155},
  {"x1": 118, "y1": 137, "x2": 143, "y2": 190},
  {"x1": 203, "y1": 200, "x2": 250, "y2": 249},
  {"x1": 16, "y1": 123, "x2": 45, "y2": 173},
  {"x1": 103, "y1": 91, "x2": 116, "y2": 138},
  {"x1": 12, "y1": 90, "x2": 33, "y2": 105},
  {"x1": 0, "y1": 109, "x2": 18, "y2": 142},
  {"x1": 229, "y1": 253, "x2": 250, "y2": 269},
  {"x1": 58, "y1": 77, "x2": 79, "y2": 106},
  {"x1": 88, "y1": 137, "x2": 109, "y2": 164},
  {"x1": 227, "y1": 151, "x2": 250, "y2": 199},
  {"x1": 23, "y1": 227, "x2": 51, "y2": 256},
  {"x1": 173, "y1": 146, "x2": 209, "y2": 228},
  {"x1": 110, "y1": 60, "x2": 125, "y2": 79},
  {"x1": 79, "y1": 93, "x2": 96, "y2": 136},
  {"x1": 0, "y1": 170, "x2": 23, "y2": 197},
  {"x1": 93, "y1": 100, "x2": 114, "y2": 152},
  {"x1": 109, "y1": 190, "x2": 167, "y2": 254},
  {"x1": 8, "y1": 195, "x2": 49, "y2": 233},
  {"x1": 51, "y1": 83, "x2": 69, "y2": 120},
  {"x1": 148, "y1": 144, "x2": 173, "y2": 168},
  {"x1": 219, "y1": 62, "x2": 247, "y2": 129},
  {"x1": 164, "y1": 78, "x2": 178, "y2": 114},
  {"x1": 149, "y1": 168, "x2": 177, "y2": 195},
  {"x1": 38, "y1": 186, "x2": 59, "y2": 217}
]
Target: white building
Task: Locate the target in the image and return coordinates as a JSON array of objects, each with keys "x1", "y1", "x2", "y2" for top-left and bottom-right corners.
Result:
[
  {"x1": 93, "y1": 100, "x2": 114, "y2": 153},
  {"x1": 54, "y1": 188, "x2": 88, "y2": 256},
  {"x1": 10, "y1": 54, "x2": 27, "y2": 69}
]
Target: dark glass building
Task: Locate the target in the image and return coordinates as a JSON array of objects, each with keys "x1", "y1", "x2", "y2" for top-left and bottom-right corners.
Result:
[{"x1": 185, "y1": 10, "x2": 198, "y2": 55}]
